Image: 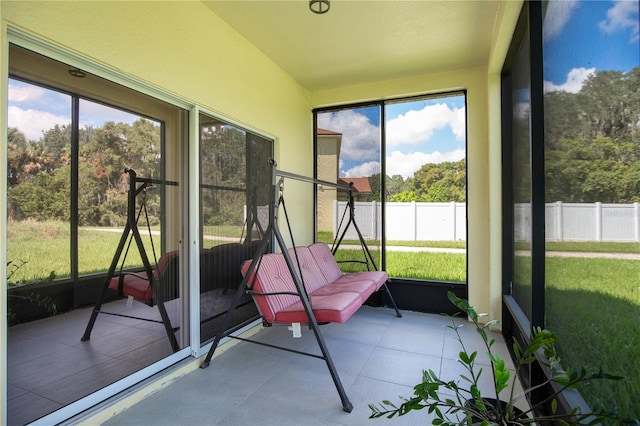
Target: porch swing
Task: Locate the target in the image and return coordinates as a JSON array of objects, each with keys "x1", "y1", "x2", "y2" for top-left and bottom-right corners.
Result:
[
  {"x1": 81, "y1": 168, "x2": 181, "y2": 352},
  {"x1": 200, "y1": 160, "x2": 401, "y2": 413}
]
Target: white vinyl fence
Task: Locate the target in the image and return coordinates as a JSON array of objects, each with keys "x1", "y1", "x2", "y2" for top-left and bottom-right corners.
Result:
[
  {"x1": 335, "y1": 201, "x2": 640, "y2": 242},
  {"x1": 521, "y1": 202, "x2": 640, "y2": 242},
  {"x1": 334, "y1": 201, "x2": 466, "y2": 241}
]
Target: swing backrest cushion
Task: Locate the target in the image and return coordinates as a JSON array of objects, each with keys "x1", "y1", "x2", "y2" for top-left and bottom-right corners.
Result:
[
  {"x1": 308, "y1": 243, "x2": 344, "y2": 283},
  {"x1": 287, "y1": 246, "x2": 331, "y2": 293},
  {"x1": 243, "y1": 252, "x2": 300, "y2": 324}
]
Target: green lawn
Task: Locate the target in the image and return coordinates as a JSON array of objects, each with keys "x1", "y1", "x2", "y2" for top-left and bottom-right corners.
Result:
[
  {"x1": 515, "y1": 255, "x2": 640, "y2": 421},
  {"x1": 333, "y1": 249, "x2": 466, "y2": 282},
  {"x1": 7, "y1": 221, "x2": 157, "y2": 284},
  {"x1": 545, "y1": 257, "x2": 639, "y2": 422}
]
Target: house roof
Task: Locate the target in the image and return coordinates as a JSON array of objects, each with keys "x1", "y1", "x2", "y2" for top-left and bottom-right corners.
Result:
[
  {"x1": 317, "y1": 128, "x2": 342, "y2": 136},
  {"x1": 338, "y1": 177, "x2": 372, "y2": 194},
  {"x1": 203, "y1": 1, "x2": 515, "y2": 92}
]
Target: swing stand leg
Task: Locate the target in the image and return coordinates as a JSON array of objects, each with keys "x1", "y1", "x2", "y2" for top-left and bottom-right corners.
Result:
[
  {"x1": 383, "y1": 282, "x2": 403, "y2": 318},
  {"x1": 199, "y1": 336, "x2": 221, "y2": 369},
  {"x1": 313, "y1": 320, "x2": 353, "y2": 413},
  {"x1": 80, "y1": 316, "x2": 96, "y2": 341}
]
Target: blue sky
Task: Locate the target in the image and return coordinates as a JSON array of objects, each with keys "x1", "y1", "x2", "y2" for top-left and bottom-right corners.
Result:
[
  {"x1": 8, "y1": 80, "x2": 145, "y2": 141},
  {"x1": 318, "y1": 93, "x2": 466, "y2": 179},
  {"x1": 544, "y1": 0, "x2": 639, "y2": 92}
]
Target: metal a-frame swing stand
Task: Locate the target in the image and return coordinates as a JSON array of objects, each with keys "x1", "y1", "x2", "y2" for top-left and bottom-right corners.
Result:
[
  {"x1": 81, "y1": 168, "x2": 180, "y2": 352},
  {"x1": 200, "y1": 161, "x2": 400, "y2": 413}
]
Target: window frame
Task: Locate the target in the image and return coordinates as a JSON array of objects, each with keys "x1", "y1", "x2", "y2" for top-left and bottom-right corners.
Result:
[{"x1": 313, "y1": 91, "x2": 469, "y2": 314}]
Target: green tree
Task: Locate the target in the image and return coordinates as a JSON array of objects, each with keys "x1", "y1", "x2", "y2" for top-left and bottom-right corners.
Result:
[
  {"x1": 78, "y1": 119, "x2": 161, "y2": 226},
  {"x1": 41, "y1": 124, "x2": 72, "y2": 172},
  {"x1": 544, "y1": 67, "x2": 640, "y2": 203},
  {"x1": 367, "y1": 173, "x2": 382, "y2": 201},
  {"x1": 8, "y1": 165, "x2": 70, "y2": 221},
  {"x1": 409, "y1": 159, "x2": 466, "y2": 202},
  {"x1": 200, "y1": 124, "x2": 248, "y2": 226},
  {"x1": 389, "y1": 191, "x2": 420, "y2": 202},
  {"x1": 7, "y1": 127, "x2": 30, "y2": 186},
  {"x1": 386, "y1": 174, "x2": 405, "y2": 200}
]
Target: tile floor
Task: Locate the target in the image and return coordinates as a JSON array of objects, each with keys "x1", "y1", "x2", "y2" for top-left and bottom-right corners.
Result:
[
  {"x1": 100, "y1": 306, "x2": 522, "y2": 426},
  {"x1": 7, "y1": 299, "x2": 175, "y2": 426}
]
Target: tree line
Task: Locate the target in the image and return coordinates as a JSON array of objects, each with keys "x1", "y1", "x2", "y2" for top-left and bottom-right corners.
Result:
[
  {"x1": 8, "y1": 119, "x2": 162, "y2": 226},
  {"x1": 540, "y1": 68, "x2": 639, "y2": 203},
  {"x1": 367, "y1": 159, "x2": 466, "y2": 203},
  {"x1": 7, "y1": 118, "x2": 266, "y2": 229}
]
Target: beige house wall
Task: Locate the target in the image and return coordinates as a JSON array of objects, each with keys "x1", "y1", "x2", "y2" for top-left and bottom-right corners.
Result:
[{"x1": 316, "y1": 133, "x2": 341, "y2": 233}]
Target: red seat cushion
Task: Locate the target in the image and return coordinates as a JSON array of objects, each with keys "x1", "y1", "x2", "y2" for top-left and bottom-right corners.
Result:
[
  {"x1": 107, "y1": 250, "x2": 179, "y2": 304},
  {"x1": 109, "y1": 273, "x2": 153, "y2": 303},
  {"x1": 275, "y1": 292, "x2": 363, "y2": 324}
]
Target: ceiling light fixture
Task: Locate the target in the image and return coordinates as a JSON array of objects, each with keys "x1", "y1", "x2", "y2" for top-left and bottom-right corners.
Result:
[
  {"x1": 68, "y1": 67, "x2": 86, "y2": 78},
  {"x1": 309, "y1": 0, "x2": 330, "y2": 14}
]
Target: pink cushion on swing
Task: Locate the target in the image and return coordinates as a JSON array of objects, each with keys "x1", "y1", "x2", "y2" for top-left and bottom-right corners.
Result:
[
  {"x1": 308, "y1": 243, "x2": 344, "y2": 283},
  {"x1": 287, "y1": 246, "x2": 331, "y2": 292},
  {"x1": 242, "y1": 252, "x2": 301, "y2": 324},
  {"x1": 243, "y1": 243, "x2": 388, "y2": 325},
  {"x1": 108, "y1": 250, "x2": 179, "y2": 304},
  {"x1": 308, "y1": 242, "x2": 387, "y2": 292},
  {"x1": 275, "y1": 292, "x2": 363, "y2": 324},
  {"x1": 109, "y1": 273, "x2": 154, "y2": 303}
]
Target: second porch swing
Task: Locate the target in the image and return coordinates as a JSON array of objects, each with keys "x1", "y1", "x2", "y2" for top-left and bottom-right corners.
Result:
[{"x1": 81, "y1": 168, "x2": 181, "y2": 351}]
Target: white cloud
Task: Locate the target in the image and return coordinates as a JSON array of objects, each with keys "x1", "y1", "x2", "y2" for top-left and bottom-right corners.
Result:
[
  {"x1": 318, "y1": 110, "x2": 380, "y2": 162},
  {"x1": 79, "y1": 98, "x2": 143, "y2": 127},
  {"x1": 543, "y1": 0, "x2": 579, "y2": 41},
  {"x1": 544, "y1": 67, "x2": 596, "y2": 93},
  {"x1": 8, "y1": 83, "x2": 47, "y2": 103},
  {"x1": 342, "y1": 160, "x2": 380, "y2": 178},
  {"x1": 386, "y1": 103, "x2": 465, "y2": 147},
  {"x1": 599, "y1": 0, "x2": 639, "y2": 42},
  {"x1": 8, "y1": 106, "x2": 70, "y2": 141},
  {"x1": 386, "y1": 149, "x2": 465, "y2": 179}
]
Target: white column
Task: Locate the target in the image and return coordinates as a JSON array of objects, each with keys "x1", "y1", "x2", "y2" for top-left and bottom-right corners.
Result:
[
  {"x1": 451, "y1": 201, "x2": 457, "y2": 241},
  {"x1": 635, "y1": 202, "x2": 640, "y2": 242},
  {"x1": 372, "y1": 201, "x2": 378, "y2": 240},
  {"x1": 556, "y1": 201, "x2": 563, "y2": 242},
  {"x1": 595, "y1": 202, "x2": 602, "y2": 241}
]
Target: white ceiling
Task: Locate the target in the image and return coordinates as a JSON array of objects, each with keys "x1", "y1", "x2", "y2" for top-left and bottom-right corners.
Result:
[{"x1": 203, "y1": 0, "x2": 504, "y2": 91}]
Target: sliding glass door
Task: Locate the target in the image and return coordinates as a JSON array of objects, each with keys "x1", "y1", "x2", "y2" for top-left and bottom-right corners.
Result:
[
  {"x1": 198, "y1": 112, "x2": 273, "y2": 344},
  {"x1": 6, "y1": 44, "x2": 188, "y2": 425}
]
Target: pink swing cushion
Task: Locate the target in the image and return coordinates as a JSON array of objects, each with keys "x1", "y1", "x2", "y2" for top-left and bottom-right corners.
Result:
[
  {"x1": 242, "y1": 243, "x2": 387, "y2": 325},
  {"x1": 108, "y1": 250, "x2": 178, "y2": 304}
]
